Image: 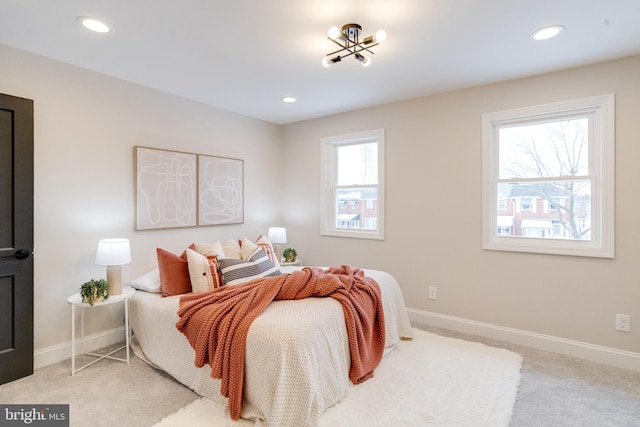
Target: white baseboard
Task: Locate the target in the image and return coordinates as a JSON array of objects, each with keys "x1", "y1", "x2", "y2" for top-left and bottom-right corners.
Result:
[
  {"x1": 407, "y1": 308, "x2": 640, "y2": 372},
  {"x1": 34, "y1": 326, "x2": 126, "y2": 370}
]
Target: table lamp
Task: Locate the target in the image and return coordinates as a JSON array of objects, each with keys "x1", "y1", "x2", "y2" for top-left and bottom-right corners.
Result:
[
  {"x1": 267, "y1": 227, "x2": 287, "y2": 263},
  {"x1": 95, "y1": 238, "x2": 131, "y2": 295}
]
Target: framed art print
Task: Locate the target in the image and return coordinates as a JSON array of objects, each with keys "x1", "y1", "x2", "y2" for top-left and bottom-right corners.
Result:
[
  {"x1": 135, "y1": 146, "x2": 197, "y2": 230},
  {"x1": 198, "y1": 155, "x2": 244, "y2": 225}
]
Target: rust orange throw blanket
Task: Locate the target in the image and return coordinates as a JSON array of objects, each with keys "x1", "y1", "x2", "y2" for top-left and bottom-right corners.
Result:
[{"x1": 175, "y1": 265, "x2": 386, "y2": 420}]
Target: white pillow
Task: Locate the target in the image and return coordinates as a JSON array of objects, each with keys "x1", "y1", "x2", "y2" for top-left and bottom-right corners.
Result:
[
  {"x1": 195, "y1": 241, "x2": 225, "y2": 257},
  {"x1": 186, "y1": 248, "x2": 218, "y2": 293},
  {"x1": 130, "y1": 268, "x2": 161, "y2": 293}
]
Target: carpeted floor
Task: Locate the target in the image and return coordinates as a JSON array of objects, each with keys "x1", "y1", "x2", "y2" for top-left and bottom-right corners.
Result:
[
  {"x1": 1, "y1": 323, "x2": 639, "y2": 426},
  {"x1": 418, "y1": 324, "x2": 640, "y2": 427}
]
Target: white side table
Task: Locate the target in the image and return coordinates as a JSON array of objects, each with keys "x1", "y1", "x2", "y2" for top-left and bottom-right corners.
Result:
[{"x1": 67, "y1": 286, "x2": 135, "y2": 375}]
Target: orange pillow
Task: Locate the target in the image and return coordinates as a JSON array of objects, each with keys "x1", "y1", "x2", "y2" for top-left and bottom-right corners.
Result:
[{"x1": 157, "y1": 245, "x2": 194, "y2": 297}]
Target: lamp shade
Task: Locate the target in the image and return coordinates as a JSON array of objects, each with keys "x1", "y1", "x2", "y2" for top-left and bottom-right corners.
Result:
[
  {"x1": 267, "y1": 227, "x2": 287, "y2": 244},
  {"x1": 95, "y1": 238, "x2": 131, "y2": 266}
]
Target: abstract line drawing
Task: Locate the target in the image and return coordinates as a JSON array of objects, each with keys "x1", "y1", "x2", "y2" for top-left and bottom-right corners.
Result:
[
  {"x1": 198, "y1": 155, "x2": 244, "y2": 225},
  {"x1": 135, "y1": 147, "x2": 197, "y2": 230}
]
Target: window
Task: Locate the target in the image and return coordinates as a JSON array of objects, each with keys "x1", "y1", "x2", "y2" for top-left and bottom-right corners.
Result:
[
  {"x1": 497, "y1": 226, "x2": 511, "y2": 236},
  {"x1": 321, "y1": 129, "x2": 385, "y2": 239},
  {"x1": 482, "y1": 94, "x2": 614, "y2": 257},
  {"x1": 367, "y1": 199, "x2": 374, "y2": 209},
  {"x1": 497, "y1": 199, "x2": 506, "y2": 211},
  {"x1": 548, "y1": 197, "x2": 562, "y2": 212}
]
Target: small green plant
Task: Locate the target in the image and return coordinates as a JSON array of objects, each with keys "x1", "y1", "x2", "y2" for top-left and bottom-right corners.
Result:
[
  {"x1": 283, "y1": 247, "x2": 297, "y2": 263},
  {"x1": 80, "y1": 279, "x2": 109, "y2": 306}
]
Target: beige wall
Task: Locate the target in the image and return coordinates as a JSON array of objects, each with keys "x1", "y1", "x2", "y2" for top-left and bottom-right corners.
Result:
[
  {"x1": 2, "y1": 41, "x2": 639, "y2": 366},
  {"x1": 0, "y1": 44, "x2": 283, "y2": 354},
  {"x1": 282, "y1": 55, "x2": 640, "y2": 355}
]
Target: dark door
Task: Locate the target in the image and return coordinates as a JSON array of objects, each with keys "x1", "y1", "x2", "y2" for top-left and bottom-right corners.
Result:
[{"x1": 0, "y1": 93, "x2": 34, "y2": 384}]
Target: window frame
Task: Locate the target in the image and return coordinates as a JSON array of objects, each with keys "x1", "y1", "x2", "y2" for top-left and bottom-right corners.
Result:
[
  {"x1": 321, "y1": 129, "x2": 385, "y2": 240},
  {"x1": 482, "y1": 94, "x2": 615, "y2": 258}
]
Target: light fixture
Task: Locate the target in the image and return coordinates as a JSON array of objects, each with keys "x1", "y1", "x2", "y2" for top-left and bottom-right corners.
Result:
[
  {"x1": 95, "y1": 238, "x2": 131, "y2": 295},
  {"x1": 322, "y1": 23, "x2": 386, "y2": 67},
  {"x1": 282, "y1": 96, "x2": 297, "y2": 103},
  {"x1": 354, "y1": 53, "x2": 371, "y2": 67},
  {"x1": 530, "y1": 25, "x2": 564, "y2": 41},
  {"x1": 267, "y1": 227, "x2": 287, "y2": 262},
  {"x1": 78, "y1": 16, "x2": 111, "y2": 33}
]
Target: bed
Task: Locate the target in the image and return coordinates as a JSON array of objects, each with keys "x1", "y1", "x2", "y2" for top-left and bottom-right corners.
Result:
[{"x1": 129, "y1": 265, "x2": 413, "y2": 427}]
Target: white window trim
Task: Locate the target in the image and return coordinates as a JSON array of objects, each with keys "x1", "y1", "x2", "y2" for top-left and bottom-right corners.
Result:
[
  {"x1": 321, "y1": 129, "x2": 385, "y2": 240},
  {"x1": 482, "y1": 94, "x2": 615, "y2": 258}
]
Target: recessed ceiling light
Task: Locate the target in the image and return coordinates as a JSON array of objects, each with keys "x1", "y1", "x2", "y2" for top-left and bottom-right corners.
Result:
[
  {"x1": 282, "y1": 96, "x2": 296, "y2": 103},
  {"x1": 78, "y1": 16, "x2": 111, "y2": 33},
  {"x1": 531, "y1": 25, "x2": 564, "y2": 41}
]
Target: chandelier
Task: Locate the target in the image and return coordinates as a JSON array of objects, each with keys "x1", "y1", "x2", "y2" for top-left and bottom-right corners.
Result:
[{"x1": 322, "y1": 23, "x2": 387, "y2": 68}]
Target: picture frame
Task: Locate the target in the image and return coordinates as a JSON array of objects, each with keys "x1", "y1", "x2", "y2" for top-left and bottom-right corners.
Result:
[
  {"x1": 198, "y1": 155, "x2": 244, "y2": 226},
  {"x1": 134, "y1": 146, "x2": 197, "y2": 230},
  {"x1": 134, "y1": 146, "x2": 244, "y2": 230}
]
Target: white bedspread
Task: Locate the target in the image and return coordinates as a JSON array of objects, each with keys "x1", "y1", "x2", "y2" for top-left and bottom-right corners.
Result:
[{"x1": 129, "y1": 267, "x2": 412, "y2": 427}]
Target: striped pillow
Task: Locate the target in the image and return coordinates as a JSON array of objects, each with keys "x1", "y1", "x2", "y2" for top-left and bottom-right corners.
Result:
[
  {"x1": 218, "y1": 247, "x2": 281, "y2": 286},
  {"x1": 256, "y1": 235, "x2": 281, "y2": 268}
]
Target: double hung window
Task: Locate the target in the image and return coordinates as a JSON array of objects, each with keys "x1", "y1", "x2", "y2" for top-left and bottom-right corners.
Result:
[
  {"x1": 482, "y1": 94, "x2": 614, "y2": 257},
  {"x1": 321, "y1": 129, "x2": 385, "y2": 240}
]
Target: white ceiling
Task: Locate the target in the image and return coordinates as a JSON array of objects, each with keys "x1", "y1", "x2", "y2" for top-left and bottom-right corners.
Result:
[{"x1": 1, "y1": 1, "x2": 639, "y2": 124}]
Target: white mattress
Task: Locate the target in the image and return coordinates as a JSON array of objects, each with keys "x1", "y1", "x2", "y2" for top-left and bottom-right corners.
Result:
[{"x1": 129, "y1": 266, "x2": 413, "y2": 427}]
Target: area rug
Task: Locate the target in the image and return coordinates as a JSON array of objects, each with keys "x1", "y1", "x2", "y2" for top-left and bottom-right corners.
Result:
[{"x1": 153, "y1": 328, "x2": 522, "y2": 427}]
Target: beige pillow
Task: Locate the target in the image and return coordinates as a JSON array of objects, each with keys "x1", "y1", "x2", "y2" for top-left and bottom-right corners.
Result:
[
  {"x1": 240, "y1": 237, "x2": 259, "y2": 260},
  {"x1": 186, "y1": 248, "x2": 220, "y2": 293},
  {"x1": 195, "y1": 241, "x2": 225, "y2": 257},
  {"x1": 222, "y1": 239, "x2": 242, "y2": 259}
]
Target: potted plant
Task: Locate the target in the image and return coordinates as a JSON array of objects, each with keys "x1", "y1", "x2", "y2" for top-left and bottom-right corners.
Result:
[
  {"x1": 80, "y1": 279, "x2": 109, "y2": 306},
  {"x1": 283, "y1": 247, "x2": 297, "y2": 263}
]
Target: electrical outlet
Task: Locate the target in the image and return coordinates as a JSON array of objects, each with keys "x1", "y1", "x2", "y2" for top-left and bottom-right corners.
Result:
[
  {"x1": 616, "y1": 314, "x2": 631, "y2": 333},
  {"x1": 428, "y1": 286, "x2": 438, "y2": 300}
]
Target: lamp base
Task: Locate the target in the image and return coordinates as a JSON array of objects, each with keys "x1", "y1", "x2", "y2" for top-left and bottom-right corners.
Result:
[
  {"x1": 106, "y1": 265, "x2": 123, "y2": 295},
  {"x1": 274, "y1": 244, "x2": 283, "y2": 264}
]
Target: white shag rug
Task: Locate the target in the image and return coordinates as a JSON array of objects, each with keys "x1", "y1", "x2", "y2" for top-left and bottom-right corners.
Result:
[{"x1": 154, "y1": 328, "x2": 522, "y2": 427}]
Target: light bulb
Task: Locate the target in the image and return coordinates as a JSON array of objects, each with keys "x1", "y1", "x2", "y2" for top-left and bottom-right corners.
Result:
[
  {"x1": 354, "y1": 53, "x2": 371, "y2": 67},
  {"x1": 328, "y1": 26, "x2": 340, "y2": 39},
  {"x1": 375, "y1": 29, "x2": 387, "y2": 43},
  {"x1": 322, "y1": 57, "x2": 331, "y2": 68}
]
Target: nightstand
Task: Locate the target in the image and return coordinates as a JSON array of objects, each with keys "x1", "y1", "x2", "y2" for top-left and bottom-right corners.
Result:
[
  {"x1": 281, "y1": 258, "x2": 302, "y2": 266},
  {"x1": 67, "y1": 286, "x2": 135, "y2": 375}
]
